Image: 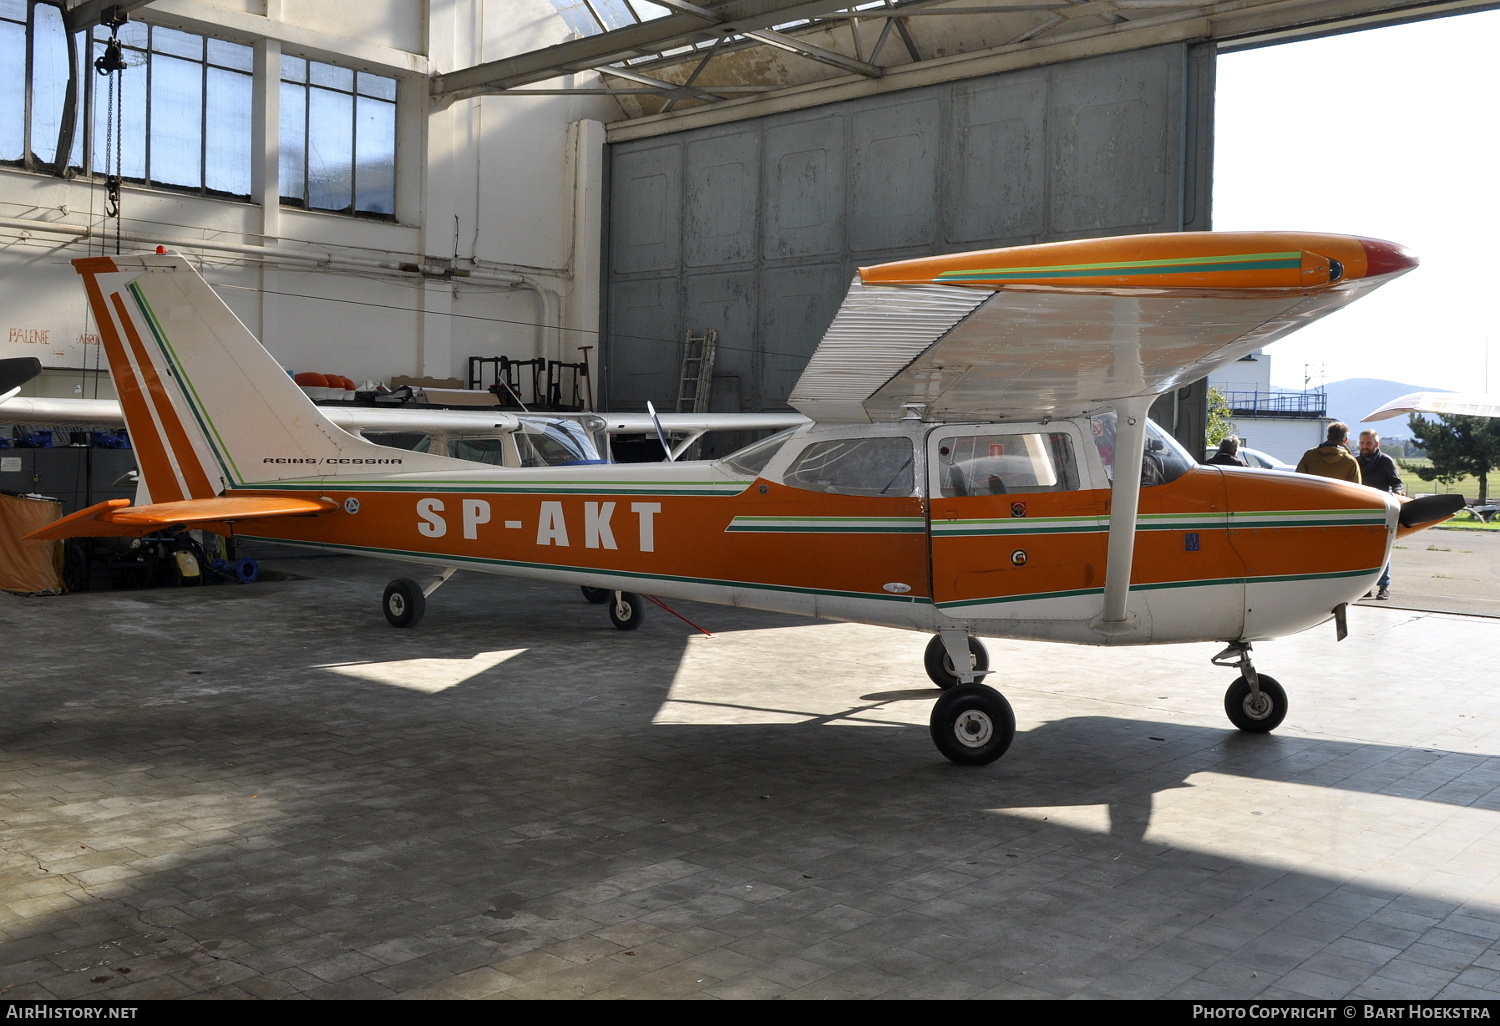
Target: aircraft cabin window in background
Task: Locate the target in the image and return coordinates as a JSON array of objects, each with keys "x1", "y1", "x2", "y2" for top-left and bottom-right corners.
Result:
[
  {"x1": 784, "y1": 437, "x2": 915, "y2": 497},
  {"x1": 513, "y1": 420, "x2": 597, "y2": 467},
  {"x1": 719, "y1": 428, "x2": 796, "y2": 478},
  {"x1": 360, "y1": 431, "x2": 431, "y2": 453},
  {"x1": 935, "y1": 433, "x2": 1080, "y2": 498},
  {"x1": 448, "y1": 438, "x2": 506, "y2": 466},
  {"x1": 280, "y1": 56, "x2": 396, "y2": 218},
  {"x1": 1090, "y1": 412, "x2": 1196, "y2": 487}
]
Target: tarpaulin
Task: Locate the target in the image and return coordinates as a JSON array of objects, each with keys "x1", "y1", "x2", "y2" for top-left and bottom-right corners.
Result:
[{"x1": 0, "y1": 493, "x2": 64, "y2": 594}]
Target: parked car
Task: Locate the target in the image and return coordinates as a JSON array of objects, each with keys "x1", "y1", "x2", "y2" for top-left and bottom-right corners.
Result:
[{"x1": 1204, "y1": 445, "x2": 1293, "y2": 471}]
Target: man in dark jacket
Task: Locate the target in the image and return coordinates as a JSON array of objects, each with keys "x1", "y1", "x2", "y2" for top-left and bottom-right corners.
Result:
[
  {"x1": 1296, "y1": 423, "x2": 1362, "y2": 483},
  {"x1": 1359, "y1": 429, "x2": 1404, "y2": 601},
  {"x1": 1208, "y1": 435, "x2": 1248, "y2": 467}
]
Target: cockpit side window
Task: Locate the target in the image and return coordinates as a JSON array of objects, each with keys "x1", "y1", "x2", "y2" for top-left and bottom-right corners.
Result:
[
  {"x1": 783, "y1": 437, "x2": 915, "y2": 496},
  {"x1": 935, "y1": 432, "x2": 1079, "y2": 497}
]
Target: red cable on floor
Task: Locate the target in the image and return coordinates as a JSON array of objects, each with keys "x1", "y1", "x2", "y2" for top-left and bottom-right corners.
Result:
[{"x1": 643, "y1": 594, "x2": 715, "y2": 638}]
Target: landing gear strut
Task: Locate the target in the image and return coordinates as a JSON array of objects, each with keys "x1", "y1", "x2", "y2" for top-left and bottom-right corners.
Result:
[
  {"x1": 1211, "y1": 642, "x2": 1288, "y2": 733},
  {"x1": 923, "y1": 633, "x2": 989, "y2": 690}
]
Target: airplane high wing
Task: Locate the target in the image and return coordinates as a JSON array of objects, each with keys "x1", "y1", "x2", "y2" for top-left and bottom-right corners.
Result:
[
  {"x1": 791, "y1": 234, "x2": 1405, "y2": 423},
  {"x1": 26, "y1": 232, "x2": 1465, "y2": 766},
  {"x1": 1365, "y1": 391, "x2": 1500, "y2": 422}
]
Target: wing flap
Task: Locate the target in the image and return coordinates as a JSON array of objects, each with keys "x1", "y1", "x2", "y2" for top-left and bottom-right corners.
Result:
[{"x1": 26, "y1": 495, "x2": 337, "y2": 540}]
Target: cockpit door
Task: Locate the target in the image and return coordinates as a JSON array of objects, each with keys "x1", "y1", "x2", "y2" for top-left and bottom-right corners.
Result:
[{"x1": 926, "y1": 423, "x2": 1108, "y2": 622}]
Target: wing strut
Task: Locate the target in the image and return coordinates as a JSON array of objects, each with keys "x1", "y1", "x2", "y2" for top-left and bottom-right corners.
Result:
[{"x1": 1091, "y1": 395, "x2": 1155, "y2": 637}]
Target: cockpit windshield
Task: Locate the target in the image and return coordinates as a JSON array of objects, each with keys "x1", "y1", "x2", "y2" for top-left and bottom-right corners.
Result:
[{"x1": 1088, "y1": 413, "x2": 1196, "y2": 487}]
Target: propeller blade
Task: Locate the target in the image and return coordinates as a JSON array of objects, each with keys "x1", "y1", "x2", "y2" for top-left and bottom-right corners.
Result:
[{"x1": 1399, "y1": 493, "x2": 1466, "y2": 529}]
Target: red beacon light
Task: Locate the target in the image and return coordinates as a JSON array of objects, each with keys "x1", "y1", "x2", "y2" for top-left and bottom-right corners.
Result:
[{"x1": 155, "y1": 246, "x2": 167, "y2": 255}]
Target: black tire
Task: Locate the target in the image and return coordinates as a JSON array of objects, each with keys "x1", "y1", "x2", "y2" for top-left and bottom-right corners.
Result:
[
  {"x1": 1224, "y1": 674, "x2": 1287, "y2": 733},
  {"x1": 930, "y1": 685, "x2": 1016, "y2": 766},
  {"x1": 383, "y1": 578, "x2": 426, "y2": 628},
  {"x1": 609, "y1": 592, "x2": 646, "y2": 630},
  {"x1": 63, "y1": 540, "x2": 90, "y2": 593},
  {"x1": 580, "y1": 586, "x2": 611, "y2": 604},
  {"x1": 923, "y1": 634, "x2": 990, "y2": 690}
]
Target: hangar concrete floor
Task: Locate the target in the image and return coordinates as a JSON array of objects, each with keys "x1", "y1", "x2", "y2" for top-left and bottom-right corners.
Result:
[{"x1": 3, "y1": 540, "x2": 1500, "y2": 1000}]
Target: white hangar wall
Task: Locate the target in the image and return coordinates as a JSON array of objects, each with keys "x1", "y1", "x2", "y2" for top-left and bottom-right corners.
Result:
[{"x1": 0, "y1": 0, "x2": 616, "y2": 396}]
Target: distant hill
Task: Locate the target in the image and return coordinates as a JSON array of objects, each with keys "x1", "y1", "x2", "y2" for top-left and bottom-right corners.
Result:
[{"x1": 1269, "y1": 377, "x2": 1446, "y2": 439}]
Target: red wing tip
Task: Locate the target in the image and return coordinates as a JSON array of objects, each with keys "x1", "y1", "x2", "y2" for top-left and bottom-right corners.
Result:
[{"x1": 1358, "y1": 237, "x2": 1418, "y2": 277}]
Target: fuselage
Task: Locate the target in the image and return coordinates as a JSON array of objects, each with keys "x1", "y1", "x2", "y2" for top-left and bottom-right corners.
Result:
[{"x1": 223, "y1": 417, "x2": 1396, "y2": 647}]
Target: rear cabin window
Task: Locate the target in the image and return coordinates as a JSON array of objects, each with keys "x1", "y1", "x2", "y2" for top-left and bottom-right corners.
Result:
[
  {"x1": 784, "y1": 437, "x2": 915, "y2": 496},
  {"x1": 936, "y1": 433, "x2": 1080, "y2": 497},
  {"x1": 719, "y1": 427, "x2": 795, "y2": 478}
]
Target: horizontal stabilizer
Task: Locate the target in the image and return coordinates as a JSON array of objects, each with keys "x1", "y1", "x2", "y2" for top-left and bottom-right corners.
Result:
[{"x1": 26, "y1": 495, "x2": 337, "y2": 540}]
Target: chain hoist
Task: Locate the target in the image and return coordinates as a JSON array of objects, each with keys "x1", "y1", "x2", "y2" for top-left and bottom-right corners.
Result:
[{"x1": 93, "y1": 8, "x2": 129, "y2": 251}]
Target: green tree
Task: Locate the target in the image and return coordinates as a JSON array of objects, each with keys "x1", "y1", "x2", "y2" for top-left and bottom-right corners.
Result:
[
  {"x1": 1406, "y1": 413, "x2": 1500, "y2": 504},
  {"x1": 1206, "y1": 386, "x2": 1232, "y2": 447}
]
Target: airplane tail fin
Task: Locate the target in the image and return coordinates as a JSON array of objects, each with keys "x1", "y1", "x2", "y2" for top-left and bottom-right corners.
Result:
[{"x1": 73, "y1": 254, "x2": 468, "y2": 501}]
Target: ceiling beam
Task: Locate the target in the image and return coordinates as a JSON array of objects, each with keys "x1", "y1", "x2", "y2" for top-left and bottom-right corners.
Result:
[
  {"x1": 432, "y1": 0, "x2": 890, "y2": 101},
  {"x1": 61, "y1": 0, "x2": 156, "y2": 33},
  {"x1": 743, "y1": 27, "x2": 884, "y2": 75}
]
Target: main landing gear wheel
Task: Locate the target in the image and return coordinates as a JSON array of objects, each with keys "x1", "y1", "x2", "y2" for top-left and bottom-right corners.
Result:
[
  {"x1": 923, "y1": 634, "x2": 989, "y2": 689},
  {"x1": 1224, "y1": 674, "x2": 1287, "y2": 733},
  {"x1": 383, "y1": 578, "x2": 426, "y2": 628},
  {"x1": 580, "y1": 586, "x2": 611, "y2": 604},
  {"x1": 930, "y1": 685, "x2": 1015, "y2": 766},
  {"x1": 609, "y1": 591, "x2": 646, "y2": 630}
]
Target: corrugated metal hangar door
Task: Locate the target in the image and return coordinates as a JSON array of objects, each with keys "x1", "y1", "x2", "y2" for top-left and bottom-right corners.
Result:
[{"x1": 604, "y1": 43, "x2": 1214, "y2": 448}]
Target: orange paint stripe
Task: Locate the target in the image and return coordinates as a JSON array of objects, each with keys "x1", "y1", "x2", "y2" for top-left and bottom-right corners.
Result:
[
  {"x1": 81, "y1": 273, "x2": 186, "y2": 503},
  {"x1": 110, "y1": 291, "x2": 217, "y2": 499}
]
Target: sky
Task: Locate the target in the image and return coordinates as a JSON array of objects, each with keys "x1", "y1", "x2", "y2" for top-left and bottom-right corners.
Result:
[{"x1": 1213, "y1": 8, "x2": 1500, "y2": 394}]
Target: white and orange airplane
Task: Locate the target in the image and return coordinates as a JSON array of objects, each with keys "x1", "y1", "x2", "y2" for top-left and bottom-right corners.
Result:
[{"x1": 28, "y1": 231, "x2": 1463, "y2": 765}]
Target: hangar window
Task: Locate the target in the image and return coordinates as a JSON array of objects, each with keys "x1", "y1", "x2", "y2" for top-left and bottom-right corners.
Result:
[
  {"x1": 88, "y1": 23, "x2": 254, "y2": 196},
  {"x1": 0, "y1": 5, "x2": 254, "y2": 197},
  {"x1": 279, "y1": 55, "x2": 396, "y2": 218},
  {"x1": 549, "y1": 1, "x2": 670, "y2": 38},
  {"x1": 0, "y1": 0, "x2": 77, "y2": 171}
]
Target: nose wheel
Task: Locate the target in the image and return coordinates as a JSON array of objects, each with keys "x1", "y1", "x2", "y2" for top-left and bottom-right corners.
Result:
[
  {"x1": 1224, "y1": 674, "x2": 1287, "y2": 732},
  {"x1": 1212, "y1": 642, "x2": 1289, "y2": 733}
]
